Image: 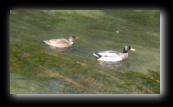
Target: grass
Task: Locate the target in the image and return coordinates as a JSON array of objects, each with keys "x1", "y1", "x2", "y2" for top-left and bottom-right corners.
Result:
[{"x1": 10, "y1": 10, "x2": 160, "y2": 94}]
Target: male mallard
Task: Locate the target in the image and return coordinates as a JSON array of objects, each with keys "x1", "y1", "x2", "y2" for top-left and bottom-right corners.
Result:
[
  {"x1": 43, "y1": 35, "x2": 78, "y2": 48},
  {"x1": 93, "y1": 45, "x2": 135, "y2": 62}
]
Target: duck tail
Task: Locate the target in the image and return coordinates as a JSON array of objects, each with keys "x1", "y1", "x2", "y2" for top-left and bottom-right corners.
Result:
[
  {"x1": 43, "y1": 40, "x2": 49, "y2": 44},
  {"x1": 93, "y1": 53, "x2": 102, "y2": 59}
]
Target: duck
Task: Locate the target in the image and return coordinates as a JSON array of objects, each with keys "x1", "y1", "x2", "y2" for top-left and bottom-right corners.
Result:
[
  {"x1": 43, "y1": 35, "x2": 78, "y2": 48},
  {"x1": 93, "y1": 45, "x2": 135, "y2": 62}
]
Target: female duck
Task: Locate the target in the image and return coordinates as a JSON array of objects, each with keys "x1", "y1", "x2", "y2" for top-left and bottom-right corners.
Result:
[
  {"x1": 93, "y1": 45, "x2": 135, "y2": 62},
  {"x1": 43, "y1": 35, "x2": 78, "y2": 48}
]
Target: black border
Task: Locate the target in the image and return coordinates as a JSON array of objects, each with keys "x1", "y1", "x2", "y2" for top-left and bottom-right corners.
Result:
[{"x1": 2, "y1": 2, "x2": 170, "y2": 104}]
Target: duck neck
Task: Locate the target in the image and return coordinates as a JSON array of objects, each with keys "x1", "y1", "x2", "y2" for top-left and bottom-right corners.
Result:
[{"x1": 123, "y1": 48, "x2": 128, "y2": 53}]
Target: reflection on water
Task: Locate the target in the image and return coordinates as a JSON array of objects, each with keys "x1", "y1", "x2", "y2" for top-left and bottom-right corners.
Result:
[
  {"x1": 96, "y1": 60, "x2": 123, "y2": 68},
  {"x1": 94, "y1": 60, "x2": 133, "y2": 73}
]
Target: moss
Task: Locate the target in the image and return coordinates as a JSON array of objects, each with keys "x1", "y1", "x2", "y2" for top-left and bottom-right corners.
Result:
[{"x1": 118, "y1": 69, "x2": 160, "y2": 94}]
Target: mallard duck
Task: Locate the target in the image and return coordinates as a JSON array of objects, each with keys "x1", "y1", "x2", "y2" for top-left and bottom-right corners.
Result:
[
  {"x1": 43, "y1": 35, "x2": 78, "y2": 48},
  {"x1": 93, "y1": 45, "x2": 135, "y2": 62}
]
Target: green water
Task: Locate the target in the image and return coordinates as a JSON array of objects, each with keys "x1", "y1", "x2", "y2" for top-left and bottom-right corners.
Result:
[{"x1": 10, "y1": 10, "x2": 160, "y2": 94}]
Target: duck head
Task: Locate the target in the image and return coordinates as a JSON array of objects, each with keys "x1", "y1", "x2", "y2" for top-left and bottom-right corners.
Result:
[
  {"x1": 69, "y1": 35, "x2": 78, "y2": 42},
  {"x1": 123, "y1": 45, "x2": 135, "y2": 53}
]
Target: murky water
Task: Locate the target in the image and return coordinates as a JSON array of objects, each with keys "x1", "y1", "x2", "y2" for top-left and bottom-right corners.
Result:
[{"x1": 10, "y1": 10, "x2": 160, "y2": 94}]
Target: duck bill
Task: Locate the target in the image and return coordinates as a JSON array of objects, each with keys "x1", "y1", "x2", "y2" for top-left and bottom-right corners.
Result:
[
  {"x1": 130, "y1": 48, "x2": 135, "y2": 51},
  {"x1": 75, "y1": 36, "x2": 78, "y2": 39}
]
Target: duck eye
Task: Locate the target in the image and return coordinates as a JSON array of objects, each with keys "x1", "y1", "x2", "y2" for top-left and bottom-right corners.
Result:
[{"x1": 129, "y1": 46, "x2": 131, "y2": 49}]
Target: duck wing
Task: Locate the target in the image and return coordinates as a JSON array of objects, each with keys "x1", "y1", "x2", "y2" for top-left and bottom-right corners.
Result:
[
  {"x1": 98, "y1": 51, "x2": 121, "y2": 57},
  {"x1": 96, "y1": 51, "x2": 123, "y2": 62}
]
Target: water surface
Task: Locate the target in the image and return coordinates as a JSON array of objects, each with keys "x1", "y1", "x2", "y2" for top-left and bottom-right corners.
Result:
[{"x1": 10, "y1": 10, "x2": 160, "y2": 94}]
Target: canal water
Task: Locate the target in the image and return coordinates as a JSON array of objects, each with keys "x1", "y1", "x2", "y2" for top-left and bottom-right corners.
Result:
[{"x1": 10, "y1": 10, "x2": 160, "y2": 94}]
